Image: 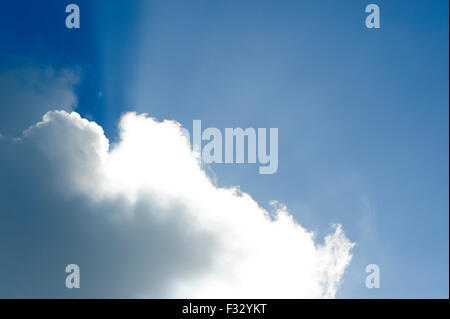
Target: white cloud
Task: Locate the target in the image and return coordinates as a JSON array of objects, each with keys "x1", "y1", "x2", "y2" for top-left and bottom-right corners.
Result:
[{"x1": 0, "y1": 110, "x2": 354, "y2": 298}]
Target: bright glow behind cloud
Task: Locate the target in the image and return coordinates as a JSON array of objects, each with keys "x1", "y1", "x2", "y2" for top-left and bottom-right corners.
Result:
[{"x1": 0, "y1": 110, "x2": 354, "y2": 298}]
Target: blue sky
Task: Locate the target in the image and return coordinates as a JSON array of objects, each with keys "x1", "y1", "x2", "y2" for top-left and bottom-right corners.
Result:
[{"x1": 0, "y1": 0, "x2": 448, "y2": 298}]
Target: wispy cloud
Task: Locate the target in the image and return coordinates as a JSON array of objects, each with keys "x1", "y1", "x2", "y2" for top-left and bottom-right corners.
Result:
[{"x1": 0, "y1": 66, "x2": 80, "y2": 136}]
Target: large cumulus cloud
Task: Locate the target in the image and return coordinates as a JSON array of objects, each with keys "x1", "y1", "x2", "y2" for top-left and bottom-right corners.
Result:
[{"x1": 0, "y1": 110, "x2": 354, "y2": 298}]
